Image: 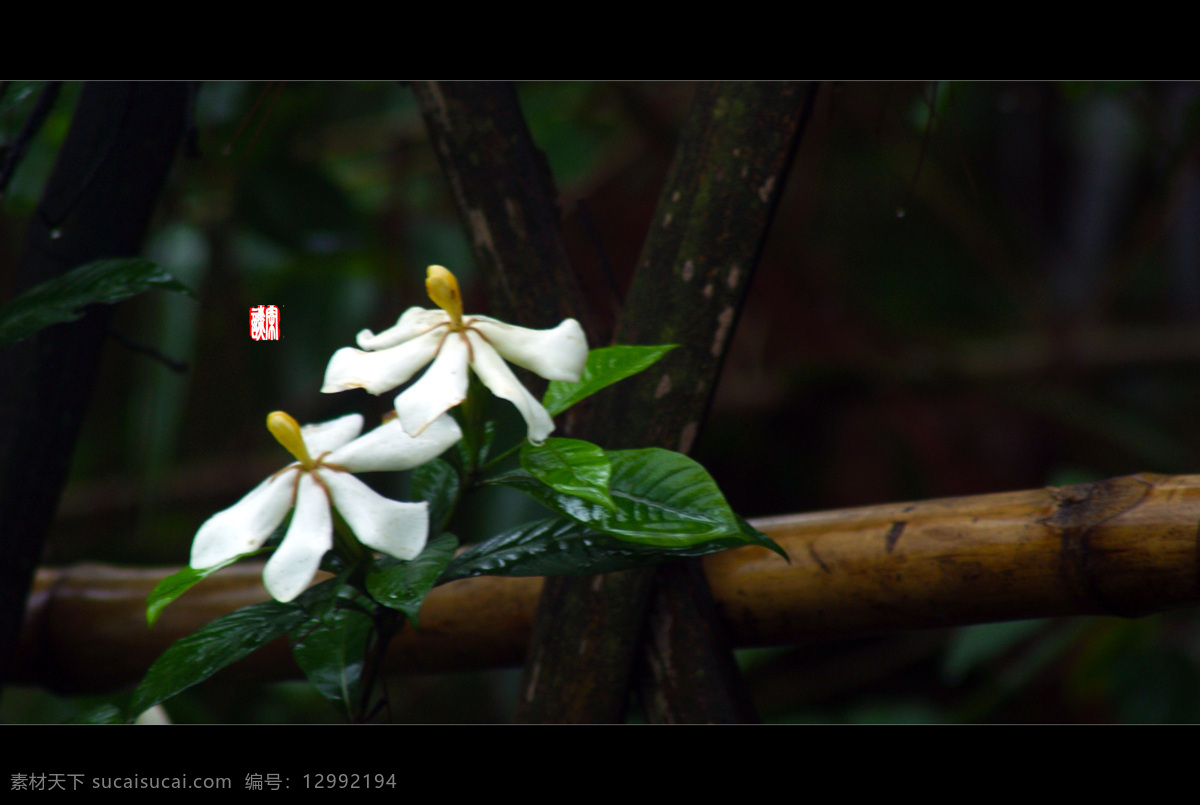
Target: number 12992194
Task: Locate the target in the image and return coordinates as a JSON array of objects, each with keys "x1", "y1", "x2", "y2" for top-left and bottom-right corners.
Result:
[{"x1": 303, "y1": 774, "x2": 396, "y2": 789}]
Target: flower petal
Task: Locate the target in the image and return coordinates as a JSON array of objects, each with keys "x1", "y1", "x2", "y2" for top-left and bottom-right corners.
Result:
[
  {"x1": 321, "y1": 471, "x2": 429, "y2": 561},
  {"x1": 395, "y1": 331, "x2": 470, "y2": 436},
  {"x1": 356, "y1": 307, "x2": 449, "y2": 350},
  {"x1": 466, "y1": 330, "x2": 556, "y2": 444},
  {"x1": 262, "y1": 472, "x2": 332, "y2": 602},
  {"x1": 321, "y1": 326, "x2": 447, "y2": 396},
  {"x1": 470, "y1": 316, "x2": 587, "y2": 382},
  {"x1": 300, "y1": 413, "x2": 363, "y2": 456},
  {"x1": 325, "y1": 413, "x2": 462, "y2": 473},
  {"x1": 190, "y1": 469, "x2": 297, "y2": 569}
]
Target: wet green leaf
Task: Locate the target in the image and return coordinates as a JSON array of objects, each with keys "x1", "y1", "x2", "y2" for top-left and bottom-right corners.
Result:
[
  {"x1": 542, "y1": 344, "x2": 677, "y2": 416},
  {"x1": 439, "y1": 516, "x2": 757, "y2": 582},
  {"x1": 129, "y1": 578, "x2": 338, "y2": 717},
  {"x1": 145, "y1": 548, "x2": 267, "y2": 627},
  {"x1": 0, "y1": 258, "x2": 193, "y2": 346},
  {"x1": 366, "y1": 533, "x2": 459, "y2": 627},
  {"x1": 495, "y1": 448, "x2": 785, "y2": 556},
  {"x1": 521, "y1": 437, "x2": 616, "y2": 512},
  {"x1": 69, "y1": 703, "x2": 125, "y2": 724},
  {"x1": 289, "y1": 589, "x2": 373, "y2": 719},
  {"x1": 410, "y1": 458, "x2": 460, "y2": 536}
]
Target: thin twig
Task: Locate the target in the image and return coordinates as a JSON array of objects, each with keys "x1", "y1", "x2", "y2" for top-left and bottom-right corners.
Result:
[{"x1": 108, "y1": 329, "x2": 189, "y2": 373}]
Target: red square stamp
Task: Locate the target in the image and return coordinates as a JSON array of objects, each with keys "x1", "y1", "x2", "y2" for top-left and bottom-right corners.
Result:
[{"x1": 250, "y1": 305, "x2": 280, "y2": 341}]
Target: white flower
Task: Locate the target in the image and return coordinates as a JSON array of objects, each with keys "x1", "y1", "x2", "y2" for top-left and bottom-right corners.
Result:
[
  {"x1": 189, "y1": 411, "x2": 461, "y2": 602},
  {"x1": 321, "y1": 265, "x2": 588, "y2": 445},
  {"x1": 134, "y1": 705, "x2": 172, "y2": 725}
]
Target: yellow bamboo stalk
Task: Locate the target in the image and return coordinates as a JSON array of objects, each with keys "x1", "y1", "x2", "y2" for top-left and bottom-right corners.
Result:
[
  {"x1": 14, "y1": 472, "x2": 1200, "y2": 693},
  {"x1": 708, "y1": 471, "x2": 1200, "y2": 644}
]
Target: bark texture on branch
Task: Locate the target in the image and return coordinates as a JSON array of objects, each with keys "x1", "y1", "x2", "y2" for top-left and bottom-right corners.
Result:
[
  {"x1": 411, "y1": 81, "x2": 598, "y2": 340},
  {"x1": 25, "y1": 472, "x2": 1194, "y2": 697},
  {"x1": 412, "y1": 81, "x2": 651, "y2": 719},
  {"x1": 517, "y1": 81, "x2": 815, "y2": 722},
  {"x1": 0, "y1": 82, "x2": 189, "y2": 688}
]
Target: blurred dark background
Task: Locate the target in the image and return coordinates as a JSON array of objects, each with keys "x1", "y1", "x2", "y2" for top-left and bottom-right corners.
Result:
[{"x1": 4, "y1": 81, "x2": 1200, "y2": 722}]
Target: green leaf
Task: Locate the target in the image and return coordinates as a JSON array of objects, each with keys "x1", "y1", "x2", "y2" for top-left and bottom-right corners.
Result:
[
  {"x1": 145, "y1": 548, "x2": 267, "y2": 627},
  {"x1": 128, "y1": 578, "x2": 338, "y2": 717},
  {"x1": 542, "y1": 344, "x2": 677, "y2": 416},
  {"x1": 942, "y1": 619, "x2": 1049, "y2": 684},
  {"x1": 366, "y1": 533, "x2": 459, "y2": 627},
  {"x1": 0, "y1": 258, "x2": 194, "y2": 346},
  {"x1": 410, "y1": 458, "x2": 460, "y2": 537},
  {"x1": 289, "y1": 588, "x2": 374, "y2": 720},
  {"x1": 1114, "y1": 647, "x2": 1200, "y2": 723},
  {"x1": 495, "y1": 448, "x2": 786, "y2": 557},
  {"x1": 69, "y1": 703, "x2": 125, "y2": 724},
  {"x1": 475, "y1": 419, "x2": 496, "y2": 465},
  {"x1": 521, "y1": 437, "x2": 617, "y2": 512},
  {"x1": 440, "y1": 516, "x2": 758, "y2": 583}
]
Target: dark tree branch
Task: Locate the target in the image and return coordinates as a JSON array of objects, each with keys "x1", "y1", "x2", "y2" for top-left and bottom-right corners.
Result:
[
  {"x1": 0, "y1": 82, "x2": 189, "y2": 689},
  {"x1": 517, "y1": 82, "x2": 816, "y2": 722},
  {"x1": 414, "y1": 81, "x2": 815, "y2": 722},
  {"x1": 411, "y1": 81, "x2": 601, "y2": 342}
]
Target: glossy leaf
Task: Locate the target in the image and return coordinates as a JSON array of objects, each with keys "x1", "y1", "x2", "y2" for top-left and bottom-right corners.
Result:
[
  {"x1": 145, "y1": 548, "x2": 267, "y2": 627},
  {"x1": 495, "y1": 448, "x2": 786, "y2": 555},
  {"x1": 366, "y1": 533, "x2": 459, "y2": 627},
  {"x1": 0, "y1": 258, "x2": 193, "y2": 346},
  {"x1": 521, "y1": 437, "x2": 616, "y2": 512},
  {"x1": 128, "y1": 578, "x2": 338, "y2": 717},
  {"x1": 410, "y1": 458, "x2": 460, "y2": 536},
  {"x1": 290, "y1": 589, "x2": 373, "y2": 719},
  {"x1": 439, "y1": 516, "x2": 759, "y2": 583},
  {"x1": 542, "y1": 344, "x2": 677, "y2": 416},
  {"x1": 69, "y1": 703, "x2": 125, "y2": 724}
]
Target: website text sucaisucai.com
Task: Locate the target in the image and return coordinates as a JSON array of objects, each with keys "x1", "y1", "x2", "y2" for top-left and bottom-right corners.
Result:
[{"x1": 10, "y1": 774, "x2": 232, "y2": 791}]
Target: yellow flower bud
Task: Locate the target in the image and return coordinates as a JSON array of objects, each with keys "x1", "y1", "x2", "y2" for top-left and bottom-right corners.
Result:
[
  {"x1": 425, "y1": 265, "x2": 464, "y2": 329},
  {"x1": 266, "y1": 411, "x2": 314, "y2": 468}
]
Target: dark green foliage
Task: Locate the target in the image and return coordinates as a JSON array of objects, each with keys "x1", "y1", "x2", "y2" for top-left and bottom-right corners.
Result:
[
  {"x1": 9, "y1": 82, "x2": 1200, "y2": 723},
  {"x1": 0, "y1": 258, "x2": 192, "y2": 345}
]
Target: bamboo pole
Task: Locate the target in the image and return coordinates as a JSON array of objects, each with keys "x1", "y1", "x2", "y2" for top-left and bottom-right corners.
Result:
[
  {"x1": 712, "y1": 472, "x2": 1200, "y2": 642},
  {"x1": 14, "y1": 472, "x2": 1200, "y2": 694}
]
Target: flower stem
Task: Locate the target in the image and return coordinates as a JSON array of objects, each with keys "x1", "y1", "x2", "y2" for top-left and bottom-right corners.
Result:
[
  {"x1": 479, "y1": 441, "x2": 522, "y2": 474},
  {"x1": 330, "y1": 510, "x2": 370, "y2": 565},
  {"x1": 356, "y1": 605, "x2": 400, "y2": 723},
  {"x1": 452, "y1": 372, "x2": 489, "y2": 476}
]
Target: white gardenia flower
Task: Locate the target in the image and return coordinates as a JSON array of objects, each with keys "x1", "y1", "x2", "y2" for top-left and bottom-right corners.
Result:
[
  {"x1": 189, "y1": 411, "x2": 461, "y2": 602},
  {"x1": 321, "y1": 265, "x2": 588, "y2": 445}
]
